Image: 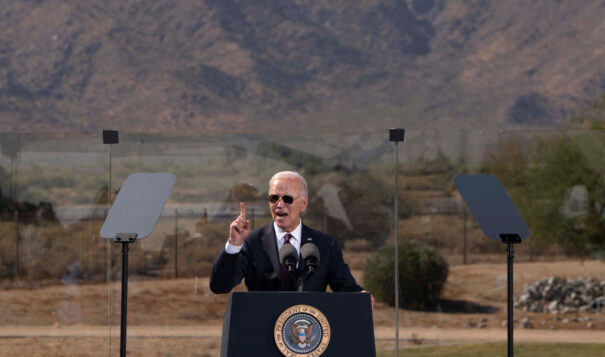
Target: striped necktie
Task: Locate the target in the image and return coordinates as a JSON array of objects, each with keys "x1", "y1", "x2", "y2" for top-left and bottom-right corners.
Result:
[{"x1": 281, "y1": 233, "x2": 296, "y2": 291}]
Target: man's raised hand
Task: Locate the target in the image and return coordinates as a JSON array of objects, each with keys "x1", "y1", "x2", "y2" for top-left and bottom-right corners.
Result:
[{"x1": 228, "y1": 202, "x2": 251, "y2": 246}]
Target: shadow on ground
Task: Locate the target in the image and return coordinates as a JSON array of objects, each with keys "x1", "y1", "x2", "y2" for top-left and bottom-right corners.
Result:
[{"x1": 431, "y1": 299, "x2": 498, "y2": 314}]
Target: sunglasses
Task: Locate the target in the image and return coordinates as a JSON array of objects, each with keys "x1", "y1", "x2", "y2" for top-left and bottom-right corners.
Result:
[{"x1": 267, "y1": 194, "x2": 299, "y2": 204}]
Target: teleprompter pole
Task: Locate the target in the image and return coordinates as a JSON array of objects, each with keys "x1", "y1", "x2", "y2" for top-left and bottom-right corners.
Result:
[
  {"x1": 507, "y1": 242, "x2": 513, "y2": 357},
  {"x1": 501, "y1": 234, "x2": 521, "y2": 357},
  {"x1": 100, "y1": 173, "x2": 175, "y2": 357},
  {"x1": 120, "y1": 241, "x2": 129, "y2": 357},
  {"x1": 115, "y1": 233, "x2": 136, "y2": 357},
  {"x1": 454, "y1": 175, "x2": 530, "y2": 357},
  {"x1": 389, "y1": 128, "x2": 404, "y2": 357}
]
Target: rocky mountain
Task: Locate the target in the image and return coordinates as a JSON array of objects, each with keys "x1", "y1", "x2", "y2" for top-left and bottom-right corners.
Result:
[{"x1": 0, "y1": 0, "x2": 603, "y2": 133}]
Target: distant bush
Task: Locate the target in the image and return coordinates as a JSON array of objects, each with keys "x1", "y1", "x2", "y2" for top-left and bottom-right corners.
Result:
[
  {"x1": 305, "y1": 171, "x2": 394, "y2": 247},
  {"x1": 482, "y1": 135, "x2": 605, "y2": 257},
  {"x1": 344, "y1": 238, "x2": 374, "y2": 252},
  {"x1": 254, "y1": 142, "x2": 328, "y2": 175},
  {"x1": 161, "y1": 221, "x2": 229, "y2": 277},
  {"x1": 0, "y1": 220, "x2": 147, "y2": 282},
  {"x1": 363, "y1": 241, "x2": 448, "y2": 309}
]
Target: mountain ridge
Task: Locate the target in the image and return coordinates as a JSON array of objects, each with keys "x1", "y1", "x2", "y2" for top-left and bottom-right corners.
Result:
[{"x1": 0, "y1": 0, "x2": 603, "y2": 132}]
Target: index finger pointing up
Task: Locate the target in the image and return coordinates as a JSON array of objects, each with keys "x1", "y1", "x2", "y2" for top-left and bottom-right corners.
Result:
[{"x1": 239, "y1": 202, "x2": 246, "y2": 220}]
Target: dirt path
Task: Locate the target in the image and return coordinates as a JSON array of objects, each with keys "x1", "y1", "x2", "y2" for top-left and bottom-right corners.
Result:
[{"x1": 1, "y1": 325, "x2": 604, "y2": 343}]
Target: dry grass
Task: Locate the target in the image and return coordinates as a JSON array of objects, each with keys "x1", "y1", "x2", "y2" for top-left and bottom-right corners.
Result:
[{"x1": 1, "y1": 260, "x2": 604, "y2": 355}]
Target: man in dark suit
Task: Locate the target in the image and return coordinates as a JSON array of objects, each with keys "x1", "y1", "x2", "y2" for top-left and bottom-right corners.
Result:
[{"x1": 209, "y1": 171, "x2": 368, "y2": 295}]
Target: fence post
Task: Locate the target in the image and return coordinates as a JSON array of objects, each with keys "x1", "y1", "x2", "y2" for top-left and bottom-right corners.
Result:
[
  {"x1": 462, "y1": 207, "x2": 468, "y2": 265},
  {"x1": 14, "y1": 210, "x2": 19, "y2": 279},
  {"x1": 174, "y1": 208, "x2": 178, "y2": 279}
]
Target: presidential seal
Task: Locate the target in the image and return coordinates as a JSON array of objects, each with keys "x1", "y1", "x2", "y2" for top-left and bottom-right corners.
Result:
[{"x1": 274, "y1": 304, "x2": 331, "y2": 356}]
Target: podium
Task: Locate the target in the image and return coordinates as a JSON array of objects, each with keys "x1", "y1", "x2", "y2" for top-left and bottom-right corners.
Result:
[{"x1": 221, "y1": 292, "x2": 375, "y2": 357}]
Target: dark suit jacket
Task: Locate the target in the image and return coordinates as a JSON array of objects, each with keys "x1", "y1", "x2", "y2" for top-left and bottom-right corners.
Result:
[{"x1": 209, "y1": 223, "x2": 363, "y2": 293}]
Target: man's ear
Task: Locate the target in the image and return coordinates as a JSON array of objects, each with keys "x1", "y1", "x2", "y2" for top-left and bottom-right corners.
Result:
[{"x1": 300, "y1": 196, "x2": 309, "y2": 212}]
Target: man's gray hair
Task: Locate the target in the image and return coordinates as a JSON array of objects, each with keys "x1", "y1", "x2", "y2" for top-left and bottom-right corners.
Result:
[{"x1": 269, "y1": 171, "x2": 308, "y2": 196}]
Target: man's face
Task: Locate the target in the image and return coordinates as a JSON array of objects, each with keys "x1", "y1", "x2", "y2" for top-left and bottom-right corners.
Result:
[{"x1": 268, "y1": 177, "x2": 308, "y2": 232}]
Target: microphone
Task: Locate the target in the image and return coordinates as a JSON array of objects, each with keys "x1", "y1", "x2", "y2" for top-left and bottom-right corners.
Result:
[
  {"x1": 301, "y1": 243, "x2": 320, "y2": 277},
  {"x1": 279, "y1": 243, "x2": 298, "y2": 277}
]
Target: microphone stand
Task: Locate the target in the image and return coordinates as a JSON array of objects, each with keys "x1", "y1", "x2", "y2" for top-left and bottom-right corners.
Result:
[
  {"x1": 297, "y1": 260, "x2": 317, "y2": 291},
  {"x1": 283, "y1": 257, "x2": 298, "y2": 291}
]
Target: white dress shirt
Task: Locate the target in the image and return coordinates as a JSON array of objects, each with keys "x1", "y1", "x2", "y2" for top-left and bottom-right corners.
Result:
[{"x1": 274, "y1": 220, "x2": 302, "y2": 258}]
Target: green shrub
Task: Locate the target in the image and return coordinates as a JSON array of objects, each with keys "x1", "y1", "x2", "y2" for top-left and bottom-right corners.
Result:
[{"x1": 363, "y1": 241, "x2": 448, "y2": 309}]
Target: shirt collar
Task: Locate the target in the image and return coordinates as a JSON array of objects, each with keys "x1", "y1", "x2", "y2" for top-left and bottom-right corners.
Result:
[{"x1": 274, "y1": 220, "x2": 302, "y2": 244}]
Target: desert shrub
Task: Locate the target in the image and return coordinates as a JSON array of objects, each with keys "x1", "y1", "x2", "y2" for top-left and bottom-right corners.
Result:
[
  {"x1": 159, "y1": 220, "x2": 231, "y2": 277},
  {"x1": 0, "y1": 220, "x2": 148, "y2": 281},
  {"x1": 482, "y1": 135, "x2": 605, "y2": 257},
  {"x1": 363, "y1": 241, "x2": 448, "y2": 309},
  {"x1": 304, "y1": 171, "x2": 394, "y2": 247},
  {"x1": 344, "y1": 238, "x2": 374, "y2": 252}
]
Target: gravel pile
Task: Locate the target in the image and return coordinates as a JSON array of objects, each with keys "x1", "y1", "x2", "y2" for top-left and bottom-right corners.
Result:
[{"x1": 515, "y1": 276, "x2": 605, "y2": 313}]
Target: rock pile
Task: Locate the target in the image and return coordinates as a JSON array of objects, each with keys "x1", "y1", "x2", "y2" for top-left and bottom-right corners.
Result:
[{"x1": 515, "y1": 277, "x2": 605, "y2": 313}]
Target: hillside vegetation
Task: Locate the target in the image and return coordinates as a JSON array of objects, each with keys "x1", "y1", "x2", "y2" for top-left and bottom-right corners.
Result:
[{"x1": 1, "y1": 0, "x2": 604, "y2": 132}]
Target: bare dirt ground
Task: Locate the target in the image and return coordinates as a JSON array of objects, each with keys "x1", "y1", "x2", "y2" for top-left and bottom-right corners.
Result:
[{"x1": 1, "y1": 259, "x2": 604, "y2": 356}]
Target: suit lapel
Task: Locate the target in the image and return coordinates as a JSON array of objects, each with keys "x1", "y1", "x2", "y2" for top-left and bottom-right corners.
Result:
[
  {"x1": 300, "y1": 225, "x2": 312, "y2": 247},
  {"x1": 261, "y1": 224, "x2": 281, "y2": 280},
  {"x1": 299, "y1": 224, "x2": 314, "y2": 274}
]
